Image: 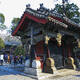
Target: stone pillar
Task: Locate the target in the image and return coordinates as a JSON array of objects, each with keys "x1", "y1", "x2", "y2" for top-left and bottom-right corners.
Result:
[{"x1": 67, "y1": 57, "x2": 76, "y2": 70}]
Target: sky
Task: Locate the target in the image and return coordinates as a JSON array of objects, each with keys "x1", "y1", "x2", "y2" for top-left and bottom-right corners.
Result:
[{"x1": 0, "y1": 0, "x2": 80, "y2": 29}]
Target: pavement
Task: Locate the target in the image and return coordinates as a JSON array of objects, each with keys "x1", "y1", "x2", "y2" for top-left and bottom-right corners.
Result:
[
  {"x1": 0, "y1": 63, "x2": 36, "y2": 80},
  {"x1": 0, "y1": 63, "x2": 80, "y2": 80},
  {"x1": 0, "y1": 70, "x2": 35, "y2": 80},
  {"x1": 44, "y1": 70, "x2": 80, "y2": 80}
]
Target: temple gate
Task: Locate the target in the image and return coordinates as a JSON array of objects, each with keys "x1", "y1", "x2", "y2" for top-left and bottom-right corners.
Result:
[{"x1": 12, "y1": 4, "x2": 80, "y2": 76}]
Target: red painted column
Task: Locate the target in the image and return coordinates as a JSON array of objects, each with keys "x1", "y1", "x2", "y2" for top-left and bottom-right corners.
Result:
[
  {"x1": 47, "y1": 47, "x2": 50, "y2": 58},
  {"x1": 68, "y1": 45, "x2": 71, "y2": 57},
  {"x1": 63, "y1": 47, "x2": 65, "y2": 66}
]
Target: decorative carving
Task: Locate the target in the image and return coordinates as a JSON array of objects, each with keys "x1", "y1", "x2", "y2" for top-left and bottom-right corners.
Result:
[
  {"x1": 45, "y1": 36, "x2": 50, "y2": 44},
  {"x1": 67, "y1": 57, "x2": 76, "y2": 70},
  {"x1": 40, "y1": 3, "x2": 43, "y2": 8},
  {"x1": 44, "y1": 58, "x2": 57, "y2": 74},
  {"x1": 46, "y1": 58, "x2": 54, "y2": 67},
  {"x1": 56, "y1": 33, "x2": 62, "y2": 46},
  {"x1": 26, "y1": 4, "x2": 30, "y2": 8},
  {"x1": 77, "y1": 39, "x2": 80, "y2": 48},
  {"x1": 48, "y1": 16, "x2": 68, "y2": 28}
]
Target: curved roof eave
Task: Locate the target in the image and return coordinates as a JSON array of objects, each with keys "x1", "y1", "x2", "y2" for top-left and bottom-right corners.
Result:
[{"x1": 12, "y1": 12, "x2": 48, "y2": 36}]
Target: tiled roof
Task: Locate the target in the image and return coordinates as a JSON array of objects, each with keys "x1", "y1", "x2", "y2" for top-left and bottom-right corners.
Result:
[
  {"x1": 25, "y1": 4, "x2": 80, "y2": 28},
  {"x1": 25, "y1": 4, "x2": 63, "y2": 19},
  {"x1": 12, "y1": 4, "x2": 80, "y2": 36}
]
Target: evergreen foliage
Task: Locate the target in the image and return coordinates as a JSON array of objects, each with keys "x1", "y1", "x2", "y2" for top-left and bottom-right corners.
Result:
[
  {"x1": 11, "y1": 18, "x2": 20, "y2": 31},
  {"x1": 14, "y1": 46, "x2": 25, "y2": 56},
  {"x1": 54, "y1": 3, "x2": 80, "y2": 23},
  {"x1": 0, "y1": 13, "x2": 6, "y2": 30},
  {"x1": 0, "y1": 37, "x2": 5, "y2": 50}
]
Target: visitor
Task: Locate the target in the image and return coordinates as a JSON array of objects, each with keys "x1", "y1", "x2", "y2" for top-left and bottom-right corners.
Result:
[
  {"x1": 14, "y1": 55, "x2": 17, "y2": 65},
  {"x1": 8, "y1": 54, "x2": 10, "y2": 64},
  {"x1": 4, "y1": 54, "x2": 8, "y2": 63},
  {"x1": 0, "y1": 54, "x2": 4, "y2": 65},
  {"x1": 10, "y1": 54, "x2": 13, "y2": 64},
  {"x1": 20, "y1": 55, "x2": 23, "y2": 64}
]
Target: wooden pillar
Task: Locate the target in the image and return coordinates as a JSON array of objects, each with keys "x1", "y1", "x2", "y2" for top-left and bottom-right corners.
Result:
[
  {"x1": 62, "y1": 45, "x2": 65, "y2": 66},
  {"x1": 43, "y1": 35, "x2": 50, "y2": 72},
  {"x1": 44, "y1": 36, "x2": 57, "y2": 73},
  {"x1": 31, "y1": 27, "x2": 33, "y2": 45},
  {"x1": 68, "y1": 46, "x2": 71, "y2": 57},
  {"x1": 43, "y1": 36, "x2": 50, "y2": 60},
  {"x1": 30, "y1": 26, "x2": 35, "y2": 67}
]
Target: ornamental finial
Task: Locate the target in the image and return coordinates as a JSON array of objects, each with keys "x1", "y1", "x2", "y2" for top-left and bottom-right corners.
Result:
[
  {"x1": 40, "y1": 3, "x2": 43, "y2": 8},
  {"x1": 26, "y1": 4, "x2": 30, "y2": 8}
]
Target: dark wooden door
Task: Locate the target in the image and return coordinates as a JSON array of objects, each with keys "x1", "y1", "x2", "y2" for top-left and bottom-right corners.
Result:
[{"x1": 48, "y1": 39, "x2": 63, "y2": 69}]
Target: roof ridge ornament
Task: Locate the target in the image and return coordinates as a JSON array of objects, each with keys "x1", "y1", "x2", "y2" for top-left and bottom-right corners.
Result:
[
  {"x1": 40, "y1": 3, "x2": 43, "y2": 8},
  {"x1": 39, "y1": 3, "x2": 50, "y2": 12},
  {"x1": 26, "y1": 4, "x2": 30, "y2": 8}
]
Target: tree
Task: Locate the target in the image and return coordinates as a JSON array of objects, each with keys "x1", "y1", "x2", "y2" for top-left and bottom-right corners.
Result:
[
  {"x1": 0, "y1": 13, "x2": 5, "y2": 24},
  {"x1": 0, "y1": 24, "x2": 6, "y2": 30},
  {"x1": 0, "y1": 37, "x2": 5, "y2": 50},
  {"x1": 14, "y1": 46, "x2": 25, "y2": 56},
  {"x1": 54, "y1": 3, "x2": 80, "y2": 23},
  {"x1": 0, "y1": 13, "x2": 6, "y2": 30},
  {"x1": 11, "y1": 18, "x2": 20, "y2": 31}
]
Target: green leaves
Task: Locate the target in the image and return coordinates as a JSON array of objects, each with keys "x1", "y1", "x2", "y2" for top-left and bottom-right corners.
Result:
[
  {"x1": 0, "y1": 24, "x2": 6, "y2": 30},
  {"x1": 0, "y1": 13, "x2": 5, "y2": 24},
  {"x1": 14, "y1": 46, "x2": 25, "y2": 56},
  {"x1": 54, "y1": 3, "x2": 80, "y2": 23},
  {"x1": 11, "y1": 18, "x2": 20, "y2": 31},
  {"x1": 0, "y1": 37, "x2": 5, "y2": 50},
  {"x1": 0, "y1": 13, "x2": 6, "y2": 30},
  {"x1": 11, "y1": 18, "x2": 20, "y2": 25}
]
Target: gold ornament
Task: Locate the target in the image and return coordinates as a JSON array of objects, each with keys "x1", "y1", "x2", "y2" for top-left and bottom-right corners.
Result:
[
  {"x1": 45, "y1": 36, "x2": 50, "y2": 44},
  {"x1": 77, "y1": 39, "x2": 80, "y2": 48},
  {"x1": 56, "y1": 33, "x2": 62, "y2": 46}
]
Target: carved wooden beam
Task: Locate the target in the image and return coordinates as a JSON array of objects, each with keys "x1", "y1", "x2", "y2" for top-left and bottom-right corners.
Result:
[{"x1": 48, "y1": 16, "x2": 68, "y2": 28}]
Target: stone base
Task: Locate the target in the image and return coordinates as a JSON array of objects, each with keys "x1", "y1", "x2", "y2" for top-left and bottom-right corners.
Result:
[
  {"x1": 44, "y1": 58, "x2": 57, "y2": 74},
  {"x1": 24, "y1": 67, "x2": 42, "y2": 76},
  {"x1": 44, "y1": 66, "x2": 57, "y2": 74},
  {"x1": 67, "y1": 57, "x2": 76, "y2": 70},
  {"x1": 23, "y1": 68, "x2": 77, "y2": 80}
]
